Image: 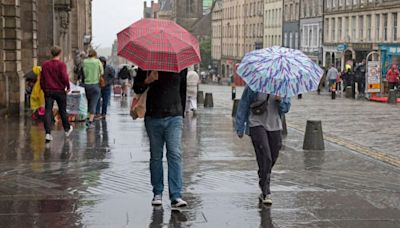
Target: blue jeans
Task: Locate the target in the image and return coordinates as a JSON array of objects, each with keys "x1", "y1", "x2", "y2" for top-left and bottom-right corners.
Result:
[
  {"x1": 96, "y1": 85, "x2": 111, "y2": 115},
  {"x1": 145, "y1": 116, "x2": 183, "y2": 200}
]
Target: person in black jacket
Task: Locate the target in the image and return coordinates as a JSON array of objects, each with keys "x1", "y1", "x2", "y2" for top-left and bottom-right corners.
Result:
[{"x1": 133, "y1": 68, "x2": 188, "y2": 210}]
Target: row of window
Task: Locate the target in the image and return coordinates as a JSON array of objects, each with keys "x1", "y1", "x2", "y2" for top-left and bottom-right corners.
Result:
[
  {"x1": 284, "y1": 2, "x2": 300, "y2": 21},
  {"x1": 223, "y1": 1, "x2": 264, "y2": 20},
  {"x1": 264, "y1": 35, "x2": 282, "y2": 47},
  {"x1": 265, "y1": 8, "x2": 282, "y2": 27},
  {"x1": 222, "y1": 23, "x2": 263, "y2": 39},
  {"x1": 283, "y1": 32, "x2": 299, "y2": 49},
  {"x1": 221, "y1": 43, "x2": 257, "y2": 58},
  {"x1": 301, "y1": 0, "x2": 323, "y2": 18},
  {"x1": 326, "y1": 0, "x2": 382, "y2": 10},
  {"x1": 325, "y1": 12, "x2": 399, "y2": 43}
]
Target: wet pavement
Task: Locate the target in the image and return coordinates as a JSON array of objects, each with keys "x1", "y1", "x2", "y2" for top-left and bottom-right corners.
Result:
[{"x1": 0, "y1": 85, "x2": 399, "y2": 227}]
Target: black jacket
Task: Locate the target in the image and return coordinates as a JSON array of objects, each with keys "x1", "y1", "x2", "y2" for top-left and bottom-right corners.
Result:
[{"x1": 133, "y1": 68, "x2": 187, "y2": 118}]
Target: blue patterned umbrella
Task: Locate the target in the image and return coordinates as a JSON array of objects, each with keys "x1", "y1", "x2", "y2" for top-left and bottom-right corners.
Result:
[{"x1": 237, "y1": 46, "x2": 324, "y2": 97}]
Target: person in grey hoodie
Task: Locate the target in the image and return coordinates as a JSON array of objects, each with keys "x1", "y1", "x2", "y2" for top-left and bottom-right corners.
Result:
[{"x1": 326, "y1": 64, "x2": 339, "y2": 92}]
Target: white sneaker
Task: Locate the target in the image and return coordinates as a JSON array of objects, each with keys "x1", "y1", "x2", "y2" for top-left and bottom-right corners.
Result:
[
  {"x1": 171, "y1": 198, "x2": 187, "y2": 210},
  {"x1": 65, "y1": 126, "x2": 73, "y2": 137},
  {"x1": 259, "y1": 194, "x2": 272, "y2": 205},
  {"x1": 45, "y1": 134, "x2": 53, "y2": 142},
  {"x1": 152, "y1": 195, "x2": 162, "y2": 206}
]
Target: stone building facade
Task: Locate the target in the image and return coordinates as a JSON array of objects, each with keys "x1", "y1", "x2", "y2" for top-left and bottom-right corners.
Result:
[
  {"x1": 211, "y1": 0, "x2": 223, "y2": 74},
  {"x1": 220, "y1": 0, "x2": 264, "y2": 78},
  {"x1": 143, "y1": 1, "x2": 161, "y2": 18},
  {"x1": 0, "y1": 0, "x2": 92, "y2": 114},
  {"x1": 264, "y1": 0, "x2": 283, "y2": 48},
  {"x1": 323, "y1": 0, "x2": 400, "y2": 71},
  {"x1": 300, "y1": 0, "x2": 323, "y2": 63},
  {"x1": 283, "y1": 0, "x2": 300, "y2": 49}
]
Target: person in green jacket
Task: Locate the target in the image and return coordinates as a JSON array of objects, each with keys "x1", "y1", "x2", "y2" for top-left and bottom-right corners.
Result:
[{"x1": 83, "y1": 49, "x2": 104, "y2": 128}]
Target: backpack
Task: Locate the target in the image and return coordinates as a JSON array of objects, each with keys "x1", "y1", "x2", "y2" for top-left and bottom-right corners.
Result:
[{"x1": 118, "y1": 66, "x2": 130, "y2": 80}]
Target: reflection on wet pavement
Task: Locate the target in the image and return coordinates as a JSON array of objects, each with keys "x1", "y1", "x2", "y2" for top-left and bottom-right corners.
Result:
[{"x1": 0, "y1": 85, "x2": 399, "y2": 227}]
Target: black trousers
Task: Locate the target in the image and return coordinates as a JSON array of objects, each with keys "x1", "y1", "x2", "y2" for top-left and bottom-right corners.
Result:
[
  {"x1": 44, "y1": 91, "x2": 70, "y2": 134},
  {"x1": 250, "y1": 127, "x2": 282, "y2": 195}
]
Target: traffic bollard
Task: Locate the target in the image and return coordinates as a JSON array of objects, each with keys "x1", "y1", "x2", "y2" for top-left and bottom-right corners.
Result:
[
  {"x1": 388, "y1": 89, "x2": 397, "y2": 104},
  {"x1": 231, "y1": 85, "x2": 236, "y2": 100},
  {"x1": 303, "y1": 120, "x2": 325, "y2": 150},
  {"x1": 204, "y1": 93, "x2": 214, "y2": 108},
  {"x1": 345, "y1": 86, "x2": 352, "y2": 98}
]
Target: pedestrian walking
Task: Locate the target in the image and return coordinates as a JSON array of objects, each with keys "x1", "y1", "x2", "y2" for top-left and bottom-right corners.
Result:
[
  {"x1": 95, "y1": 56, "x2": 115, "y2": 119},
  {"x1": 83, "y1": 49, "x2": 103, "y2": 128},
  {"x1": 327, "y1": 64, "x2": 339, "y2": 92},
  {"x1": 186, "y1": 66, "x2": 199, "y2": 114},
  {"x1": 386, "y1": 64, "x2": 400, "y2": 90},
  {"x1": 133, "y1": 68, "x2": 188, "y2": 210},
  {"x1": 355, "y1": 60, "x2": 367, "y2": 97},
  {"x1": 40, "y1": 46, "x2": 73, "y2": 142},
  {"x1": 235, "y1": 86, "x2": 286, "y2": 205},
  {"x1": 118, "y1": 65, "x2": 131, "y2": 97}
]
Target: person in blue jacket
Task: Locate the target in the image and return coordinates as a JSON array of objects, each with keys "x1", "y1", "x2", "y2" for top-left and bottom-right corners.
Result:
[{"x1": 235, "y1": 86, "x2": 290, "y2": 205}]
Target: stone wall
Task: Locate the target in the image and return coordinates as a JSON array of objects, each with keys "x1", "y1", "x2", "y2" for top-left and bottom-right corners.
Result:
[{"x1": 0, "y1": 0, "x2": 92, "y2": 115}]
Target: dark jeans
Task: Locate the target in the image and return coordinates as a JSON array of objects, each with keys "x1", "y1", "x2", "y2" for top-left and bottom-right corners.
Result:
[
  {"x1": 85, "y1": 84, "x2": 101, "y2": 114},
  {"x1": 358, "y1": 80, "x2": 365, "y2": 95},
  {"x1": 145, "y1": 116, "x2": 183, "y2": 200},
  {"x1": 44, "y1": 91, "x2": 70, "y2": 134},
  {"x1": 250, "y1": 127, "x2": 282, "y2": 195},
  {"x1": 96, "y1": 85, "x2": 112, "y2": 115},
  {"x1": 389, "y1": 82, "x2": 398, "y2": 90}
]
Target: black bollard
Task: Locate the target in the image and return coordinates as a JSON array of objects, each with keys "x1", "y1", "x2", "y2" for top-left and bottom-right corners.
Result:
[
  {"x1": 232, "y1": 99, "x2": 240, "y2": 117},
  {"x1": 197, "y1": 91, "x2": 204, "y2": 104},
  {"x1": 231, "y1": 85, "x2": 236, "y2": 100},
  {"x1": 388, "y1": 89, "x2": 397, "y2": 104},
  {"x1": 204, "y1": 93, "x2": 214, "y2": 108},
  {"x1": 281, "y1": 114, "x2": 288, "y2": 137},
  {"x1": 303, "y1": 120, "x2": 325, "y2": 150}
]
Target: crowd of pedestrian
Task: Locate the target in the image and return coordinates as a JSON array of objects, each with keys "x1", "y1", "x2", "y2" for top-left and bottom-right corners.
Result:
[{"x1": 319, "y1": 59, "x2": 400, "y2": 99}]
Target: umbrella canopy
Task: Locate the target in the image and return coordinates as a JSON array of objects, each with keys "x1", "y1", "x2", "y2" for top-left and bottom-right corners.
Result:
[
  {"x1": 117, "y1": 18, "x2": 201, "y2": 73},
  {"x1": 237, "y1": 46, "x2": 324, "y2": 97}
]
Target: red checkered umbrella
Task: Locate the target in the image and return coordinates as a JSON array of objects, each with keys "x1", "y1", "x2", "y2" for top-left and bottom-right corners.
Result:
[{"x1": 117, "y1": 18, "x2": 201, "y2": 73}]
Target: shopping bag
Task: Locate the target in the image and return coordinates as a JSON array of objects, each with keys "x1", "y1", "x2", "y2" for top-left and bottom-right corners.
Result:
[{"x1": 130, "y1": 89, "x2": 148, "y2": 120}]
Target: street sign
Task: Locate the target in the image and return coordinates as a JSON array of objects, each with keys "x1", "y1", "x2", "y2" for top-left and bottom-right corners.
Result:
[
  {"x1": 337, "y1": 44, "x2": 347, "y2": 52},
  {"x1": 367, "y1": 61, "x2": 381, "y2": 93}
]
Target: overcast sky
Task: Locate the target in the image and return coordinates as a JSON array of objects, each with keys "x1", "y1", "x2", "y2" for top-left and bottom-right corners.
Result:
[{"x1": 92, "y1": 0, "x2": 147, "y2": 49}]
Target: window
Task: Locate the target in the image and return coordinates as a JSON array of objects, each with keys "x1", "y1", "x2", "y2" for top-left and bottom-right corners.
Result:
[
  {"x1": 383, "y1": 14, "x2": 388, "y2": 41},
  {"x1": 345, "y1": 17, "x2": 349, "y2": 39},
  {"x1": 352, "y1": 16, "x2": 356, "y2": 39},
  {"x1": 376, "y1": 14, "x2": 380, "y2": 41},
  {"x1": 359, "y1": 16, "x2": 364, "y2": 40},
  {"x1": 313, "y1": 25, "x2": 318, "y2": 47},
  {"x1": 393, "y1": 13, "x2": 398, "y2": 41},
  {"x1": 338, "y1": 18, "x2": 342, "y2": 41},
  {"x1": 289, "y1": 32, "x2": 293, "y2": 48},
  {"x1": 295, "y1": 32, "x2": 299, "y2": 49},
  {"x1": 325, "y1": 19, "x2": 330, "y2": 41},
  {"x1": 304, "y1": 26, "x2": 309, "y2": 47},
  {"x1": 284, "y1": 33, "x2": 288, "y2": 47},
  {"x1": 327, "y1": 0, "x2": 332, "y2": 9},
  {"x1": 331, "y1": 18, "x2": 336, "y2": 41},
  {"x1": 367, "y1": 15, "x2": 371, "y2": 41}
]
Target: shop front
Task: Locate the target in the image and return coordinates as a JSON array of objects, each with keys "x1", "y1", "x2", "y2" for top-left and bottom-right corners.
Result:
[
  {"x1": 323, "y1": 44, "x2": 344, "y2": 70},
  {"x1": 379, "y1": 44, "x2": 400, "y2": 78}
]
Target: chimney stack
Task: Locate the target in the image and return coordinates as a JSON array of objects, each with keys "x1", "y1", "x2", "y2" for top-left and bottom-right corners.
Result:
[{"x1": 144, "y1": 1, "x2": 147, "y2": 8}]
